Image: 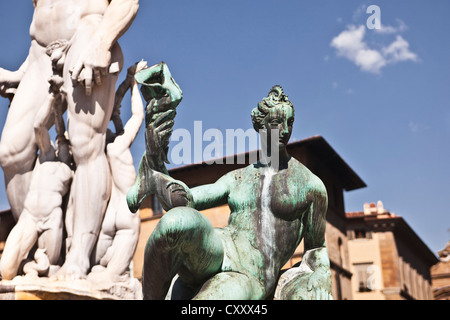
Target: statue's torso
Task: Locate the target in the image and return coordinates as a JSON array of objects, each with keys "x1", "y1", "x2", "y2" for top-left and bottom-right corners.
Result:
[
  {"x1": 106, "y1": 144, "x2": 137, "y2": 194},
  {"x1": 24, "y1": 161, "x2": 73, "y2": 216},
  {"x1": 227, "y1": 158, "x2": 314, "y2": 227},
  {"x1": 224, "y1": 158, "x2": 319, "y2": 288},
  {"x1": 30, "y1": 0, "x2": 109, "y2": 46}
]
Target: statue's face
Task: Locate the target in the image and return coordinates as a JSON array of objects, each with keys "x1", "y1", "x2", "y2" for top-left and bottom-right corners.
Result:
[{"x1": 263, "y1": 104, "x2": 294, "y2": 149}]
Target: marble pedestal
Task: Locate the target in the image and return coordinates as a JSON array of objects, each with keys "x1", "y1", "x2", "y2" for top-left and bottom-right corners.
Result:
[{"x1": 0, "y1": 276, "x2": 142, "y2": 300}]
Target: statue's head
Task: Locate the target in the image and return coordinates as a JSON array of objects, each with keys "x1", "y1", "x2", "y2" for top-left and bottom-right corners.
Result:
[{"x1": 251, "y1": 85, "x2": 295, "y2": 148}]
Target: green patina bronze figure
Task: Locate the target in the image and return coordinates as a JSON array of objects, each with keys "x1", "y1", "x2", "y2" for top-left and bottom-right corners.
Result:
[{"x1": 127, "y1": 63, "x2": 332, "y2": 300}]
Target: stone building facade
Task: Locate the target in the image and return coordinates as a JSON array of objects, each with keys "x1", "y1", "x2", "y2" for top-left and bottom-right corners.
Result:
[
  {"x1": 346, "y1": 202, "x2": 438, "y2": 300},
  {"x1": 431, "y1": 241, "x2": 450, "y2": 300}
]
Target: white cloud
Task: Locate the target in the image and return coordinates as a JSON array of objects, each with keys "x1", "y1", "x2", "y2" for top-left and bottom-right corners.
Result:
[
  {"x1": 354, "y1": 48, "x2": 386, "y2": 73},
  {"x1": 330, "y1": 25, "x2": 386, "y2": 74},
  {"x1": 330, "y1": 25, "x2": 366, "y2": 59},
  {"x1": 330, "y1": 24, "x2": 418, "y2": 74},
  {"x1": 383, "y1": 35, "x2": 418, "y2": 63},
  {"x1": 375, "y1": 19, "x2": 408, "y2": 34}
]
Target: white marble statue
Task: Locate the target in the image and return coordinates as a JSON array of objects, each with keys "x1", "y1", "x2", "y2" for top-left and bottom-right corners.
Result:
[
  {"x1": 0, "y1": 76, "x2": 73, "y2": 280},
  {"x1": 88, "y1": 61, "x2": 146, "y2": 284},
  {"x1": 0, "y1": 0, "x2": 140, "y2": 280}
]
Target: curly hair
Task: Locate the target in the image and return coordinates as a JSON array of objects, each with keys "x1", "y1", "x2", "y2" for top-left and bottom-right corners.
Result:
[{"x1": 251, "y1": 85, "x2": 295, "y2": 131}]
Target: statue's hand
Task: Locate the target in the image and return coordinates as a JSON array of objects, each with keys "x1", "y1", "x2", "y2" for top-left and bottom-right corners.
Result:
[
  {"x1": 167, "y1": 180, "x2": 193, "y2": 208},
  {"x1": 136, "y1": 62, "x2": 183, "y2": 113},
  {"x1": 145, "y1": 109, "x2": 176, "y2": 170},
  {"x1": 70, "y1": 40, "x2": 112, "y2": 96},
  {"x1": 277, "y1": 269, "x2": 332, "y2": 300},
  {"x1": 136, "y1": 62, "x2": 183, "y2": 172},
  {"x1": 305, "y1": 269, "x2": 333, "y2": 300},
  {"x1": 275, "y1": 247, "x2": 333, "y2": 300},
  {"x1": 0, "y1": 67, "x2": 23, "y2": 98}
]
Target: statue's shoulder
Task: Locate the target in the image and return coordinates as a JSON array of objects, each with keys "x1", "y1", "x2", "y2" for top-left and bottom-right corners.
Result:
[
  {"x1": 217, "y1": 164, "x2": 258, "y2": 186},
  {"x1": 288, "y1": 158, "x2": 326, "y2": 193},
  {"x1": 226, "y1": 164, "x2": 256, "y2": 178},
  {"x1": 287, "y1": 157, "x2": 312, "y2": 176}
]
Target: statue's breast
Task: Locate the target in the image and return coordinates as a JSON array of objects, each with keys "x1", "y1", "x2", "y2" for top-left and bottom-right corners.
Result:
[
  {"x1": 267, "y1": 168, "x2": 312, "y2": 222},
  {"x1": 228, "y1": 165, "x2": 312, "y2": 222},
  {"x1": 228, "y1": 169, "x2": 261, "y2": 213}
]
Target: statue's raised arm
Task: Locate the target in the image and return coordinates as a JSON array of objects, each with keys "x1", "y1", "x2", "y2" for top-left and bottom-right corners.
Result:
[{"x1": 126, "y1": 62, "x2": 191, "y2": 213}]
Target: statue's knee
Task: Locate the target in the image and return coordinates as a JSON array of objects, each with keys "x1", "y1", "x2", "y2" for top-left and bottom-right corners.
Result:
[
  {"x1": 153, "y1": 207, "x2": 205, "y2": 248},
  {"x1": 157, "y1": 207, "x2": 192, "y2": 235}
]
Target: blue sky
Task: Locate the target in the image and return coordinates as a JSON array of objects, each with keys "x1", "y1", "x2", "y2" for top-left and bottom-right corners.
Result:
[{"x1": 0, "y1": 1, "x2": 448, "y2": 255}]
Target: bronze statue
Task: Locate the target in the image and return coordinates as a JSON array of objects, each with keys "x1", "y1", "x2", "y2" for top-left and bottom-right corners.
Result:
[{"x1": 128, "y1": 64, "x2": 333, "y2": 300}]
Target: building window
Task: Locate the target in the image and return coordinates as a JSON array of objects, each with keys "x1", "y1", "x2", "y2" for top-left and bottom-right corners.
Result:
[
  {"x1": 354, "y1": 263, "x2": 374, "y2": 292},
  {"x1": 353, "y1": 229, "x2": 372, "y2": 239},
  {"x1": 355, "y1": 229, "x2": 367, "y2": 239}
]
